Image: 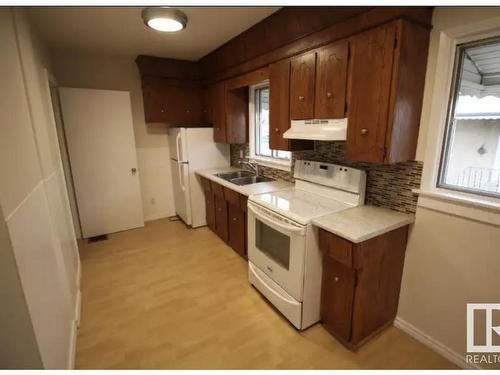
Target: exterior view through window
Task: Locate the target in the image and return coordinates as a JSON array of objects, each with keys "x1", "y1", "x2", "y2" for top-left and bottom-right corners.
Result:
[
  {"x1": 439, "y1": 37, "x2": 500, "y2": 197},
  {"x1": 253, "y1": 85, "x2": 291, "y2": 161}
]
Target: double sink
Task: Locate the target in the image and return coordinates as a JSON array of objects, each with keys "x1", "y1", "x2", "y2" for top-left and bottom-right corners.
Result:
[{"x1": 215, "y1": 170, "x2": 274, "y2": 186}]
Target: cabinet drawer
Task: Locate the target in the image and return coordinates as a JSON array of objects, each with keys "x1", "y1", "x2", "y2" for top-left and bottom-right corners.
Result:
[
  {"x1": 223, "y1": 187, "x2": 240, "y2": 205},
  {"x1": 239, "y1": 194, "x2": 248, "y2": 212},
  {"x1": 200, "y1": 176, "x2": 212, "y2": 193},
  {"x1": 211, "y1": 181, "x2": 224, "y2": 197},
  {"x1": 318, "y1": 228, "x2": 353, "y2": 268}
]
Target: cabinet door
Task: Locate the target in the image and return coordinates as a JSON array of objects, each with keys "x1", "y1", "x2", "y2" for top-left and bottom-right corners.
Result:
[
  {"x1": 346, "y1": 23, "x2": 397, "y2": 163},
  {"x1": 200, "y1": 177, "x2": 216, "y2": 231},
  {"x1": 228, "y1": 203, "x2": 246, "y2": 258},
  {"x1": 142, "y1": 85, "x2": 168, "y2": 123},
  {"x1": 321, "y1": 256, "x2": 355, "y2": 342},
  {"x1": 214, "y1": 194, "x2": 228, "y2": 242},
  {"x1": 209, "y1": 82, "x2": 227, "y2": 143},
  {"x1": 269, "y1": 59, "x2": 292, "y2": 151},
  {"x1": 290, "y1": 52, "x2": 316, "y2": 120},
  {"x1": 315, "y1": 40, "x2": 348, "y2": 119},
  {"x1": 175, "y1": 86, "x2": 204, "y2": 124},
  {"x1": 225, "y1": 87, "x2": 248, "y2": 144}
]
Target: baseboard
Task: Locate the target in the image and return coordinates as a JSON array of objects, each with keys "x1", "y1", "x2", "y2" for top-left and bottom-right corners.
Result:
[
  {"x1": 144, "y1": 211, "x2": 173, "y2": 222},
  {"x1": 394, "y1": 317, "x2": 480, "y2": 369}
]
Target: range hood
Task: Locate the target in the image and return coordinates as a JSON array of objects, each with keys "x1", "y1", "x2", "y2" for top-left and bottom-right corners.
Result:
[{"x1": 283, "y1": 118, "x2": 348, "y2": 141}]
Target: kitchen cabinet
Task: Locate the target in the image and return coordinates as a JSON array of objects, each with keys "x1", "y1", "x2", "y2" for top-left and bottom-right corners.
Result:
[
  {"x1": 200, "y1": 176, "x2": 216, "y2": 231},
  {"x1": 201, "y1": 179, "x2": 248, "y2": 258},
  {"x1": 346, "y1": 20, "x2": 429, "y2": 163},
  {"x1": 224, "y1": 187, "x2": 247, "y2": 258},
  {"x1": 207, "y1": 82, "x2": 248, "y2": 144},
  {"x1": 212, "y1": 182, "x2": 229, "y2": 242},
  {"x1": 141, "y1": 78, "x2": 206, "y2": 124},
  {"x1": 319, "y1": 225, "x2": 408, "y2": 350},
  {"x1": 269, "y1": 59, "x2": 313, "y2": 152},
  {"x1": 290, "y1": 52, "x2": 316, "y2": 120},
  {"x1": 314, "y1": 40, "x2": 348, "y2": 119}
]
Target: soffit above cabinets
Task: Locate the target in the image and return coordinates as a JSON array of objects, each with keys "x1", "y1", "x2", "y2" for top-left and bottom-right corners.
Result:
[{"x1": 27, "y1": 7, "x2": 279, "y2": 60}]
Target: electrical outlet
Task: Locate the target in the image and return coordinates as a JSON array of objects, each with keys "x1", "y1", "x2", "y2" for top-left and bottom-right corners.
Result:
[{"x1": 239, "y1": 149, "x2": 244, "y2": 159}]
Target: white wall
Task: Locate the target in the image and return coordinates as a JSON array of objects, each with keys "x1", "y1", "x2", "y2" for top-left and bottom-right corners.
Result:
[
  {"x1": 397, "y1": 7, "x2": 500, "y2": 369},
  {"x1": 0, "y1": 9, "x2": 79, "y2": 369},
  {"x1": 50, "y1": 51, "x2": 175, "y2": 223}
]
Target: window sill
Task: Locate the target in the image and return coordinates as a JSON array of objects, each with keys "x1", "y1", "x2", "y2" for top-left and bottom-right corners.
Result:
[
  {"x1": 414, "y1": 188, "x2": 500, "y2": 226},
  {"x1": 250, "y1": 156, "x2": 291, "y2": 172}
]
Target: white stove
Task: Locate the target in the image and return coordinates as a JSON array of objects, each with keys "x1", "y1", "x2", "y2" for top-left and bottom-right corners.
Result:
[{"x1": 247, "y1": 160, "x2": 366, "y2": 330}]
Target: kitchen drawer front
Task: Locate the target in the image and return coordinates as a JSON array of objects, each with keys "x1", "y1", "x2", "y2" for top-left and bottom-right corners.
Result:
[
  {"x1": 211, "y1": 181, "x2": 225, "y2": 198},
  {"x1": 200, "y1": 176, "x2": 212, "y2": 193},
  {"x1": 318, "y1": 228, "x2": 353, "y2": 268},
  {"x1": 223, "y1": 187, "x2": 240, "y2": 206}
]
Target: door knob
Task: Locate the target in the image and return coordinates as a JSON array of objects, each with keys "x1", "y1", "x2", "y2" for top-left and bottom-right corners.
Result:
[
  {"x1": 298, "y1": 95, "x2": 305, "y2": 101},
  {"x1": 361, "y1": 128, "x2": 368, "y2": 135},
  {"x1": 334, "y1": 276, "x2": 339, "y2": 283},
  {"x1": 275, "y1": 128, "x2": 280, "y2": 133},
  {"x1": 131, "y1": 168, "x2": 137, "y2": 175},
  {"x1": 326, "y1": 92, "x2": 333, "y2": 98}
]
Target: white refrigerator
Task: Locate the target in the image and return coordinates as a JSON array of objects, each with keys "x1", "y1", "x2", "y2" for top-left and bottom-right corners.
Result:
[{"x1": 168, "y1": 127, "x2": 230, "y2": 227}]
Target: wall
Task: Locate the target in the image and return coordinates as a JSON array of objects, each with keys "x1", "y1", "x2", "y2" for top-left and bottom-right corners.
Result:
[
  {"x1": 50, "y1": 50, "x2": 175, "y2": 223},
  {"x1": 396, "y1": 7, "x2": 500, "y2": 369},
  {"x1": 0, "y1": 8, "x2": 79, "y2": 368},
  {"x1": 231, "y1": 143, "x2": 422, "y2": 214}
]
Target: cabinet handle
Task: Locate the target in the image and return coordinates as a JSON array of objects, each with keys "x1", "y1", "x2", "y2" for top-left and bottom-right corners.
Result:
[
  {"x1": 334, "y1": 276, "x2": 339, "y2": 283},
  {"x1": 275, "y1": 128, "x2": 280, "y2": 133},
  {"x1": 361, "y1": 128, "x2": 368, "y2": 135},
  {"x1": 232, "y1": 217, "x2": 237, "y2": 221},
  {"x1": 186, "y1": 109, "x2": 190, "y2": 113},
  {"x1": 217, "y1": 208, "x2": 222, "y2": 212},
  {"x1": 298, "y1": 95, "x2": 305, "y2": 101},
  {"x1": 161, "y1": 109, "x2": 165, "y2": 113},
  {"x1": 326, "y1": 92, "x2": 333, "y2": 98}
]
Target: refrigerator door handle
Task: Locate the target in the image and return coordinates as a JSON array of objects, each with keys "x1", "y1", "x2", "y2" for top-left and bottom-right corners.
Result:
[
  {"x1": 176, "y1": 131, "x2": 182, "y2": 162},
  {"x1": 178, "y1": 163, "x2": 186, "y2": 192}
]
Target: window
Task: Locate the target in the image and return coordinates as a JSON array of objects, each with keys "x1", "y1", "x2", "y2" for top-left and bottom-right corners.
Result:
[
  {"x1": 249, "y1": 83, "x2": 291, "y2": 170},
  {"x1": 439, "y1": 37, "x2": 500, "y2": 198}
]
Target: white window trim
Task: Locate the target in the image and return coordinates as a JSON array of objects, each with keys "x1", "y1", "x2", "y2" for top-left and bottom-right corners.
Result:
[
  {"x1": 418, "y1": 17, "x2": 500, "y2": 225},
  {"x1": 248, "y1": 81, "x2": 291, "y2": 172}
]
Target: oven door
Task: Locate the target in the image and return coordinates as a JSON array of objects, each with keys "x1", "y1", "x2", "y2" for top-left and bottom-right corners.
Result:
[{"x1": 247, "y1": 201, "x2": 307, "y2": 301}]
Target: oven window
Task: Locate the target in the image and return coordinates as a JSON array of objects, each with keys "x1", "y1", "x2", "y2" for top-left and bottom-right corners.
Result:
[{"x1": 255, "y1": 219, "x2": 290, "y2": 270}]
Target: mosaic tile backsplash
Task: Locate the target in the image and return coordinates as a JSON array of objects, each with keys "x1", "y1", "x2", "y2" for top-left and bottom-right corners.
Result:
[{"x1": 230, "y1": 142, "x2": 423, "y2": 215}]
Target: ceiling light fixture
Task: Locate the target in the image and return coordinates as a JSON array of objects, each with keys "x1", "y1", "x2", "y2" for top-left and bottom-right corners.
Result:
[{"x1": 142, "y1": 7, "x2": 187, "y2": 33}]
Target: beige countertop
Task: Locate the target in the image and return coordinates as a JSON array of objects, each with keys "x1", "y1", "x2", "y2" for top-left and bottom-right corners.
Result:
[
  {"x1": 312, "y1": 205, "x2": 415, "y2": 243},
  {"x1": 196, "y1": 167, "x2": 293, "y2": 196}
]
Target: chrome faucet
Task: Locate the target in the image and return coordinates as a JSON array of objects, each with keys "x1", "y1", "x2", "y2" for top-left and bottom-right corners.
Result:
[{"x1": 239, "y1": 160, "x2": 259, "y2": 176}]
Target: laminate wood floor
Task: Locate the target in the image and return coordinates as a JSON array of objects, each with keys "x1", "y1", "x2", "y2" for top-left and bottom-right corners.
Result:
[{"x1": 76, "y1": 219, "x2": 455, "y2": 369}]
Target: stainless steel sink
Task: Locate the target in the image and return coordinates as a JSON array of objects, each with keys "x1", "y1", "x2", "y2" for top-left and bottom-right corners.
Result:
[
  {"x1": 229, "y1": 176, "x2": 274, "y2": 186},
  {"x1": 213, "y1": 170, "x2": 274, "y2": 186},
  {"x1": 215, "y1": 170, "x2": 255, "y2": 180}
]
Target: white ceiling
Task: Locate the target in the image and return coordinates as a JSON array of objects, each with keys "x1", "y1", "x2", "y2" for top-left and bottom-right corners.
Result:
[{"x1": 28, "y1": 7, "x2": 279, "y2": 60}]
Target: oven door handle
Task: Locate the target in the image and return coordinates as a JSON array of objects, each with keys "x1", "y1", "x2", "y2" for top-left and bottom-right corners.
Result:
[{"x1": 248, "y1": 203, "x2": 305, "y2": 236}]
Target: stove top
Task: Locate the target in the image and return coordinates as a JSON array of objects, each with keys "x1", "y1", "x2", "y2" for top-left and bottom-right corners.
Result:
[
  {"x1": 249, "y1": 188, "x2": 352, "y2": 225},
  {"x1": 248, "y1": 160, "x2": 367, "y2": 225}
]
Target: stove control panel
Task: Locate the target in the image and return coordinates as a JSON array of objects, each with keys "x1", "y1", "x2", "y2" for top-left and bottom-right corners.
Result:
[{"x1": 293, "y1": 160, "x2": 366, "y2": 195}]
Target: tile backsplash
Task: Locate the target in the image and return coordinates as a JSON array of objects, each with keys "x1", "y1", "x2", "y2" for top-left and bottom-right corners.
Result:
[{"x1": 230, "y1": 142, "x2": 422, "y2": 215}]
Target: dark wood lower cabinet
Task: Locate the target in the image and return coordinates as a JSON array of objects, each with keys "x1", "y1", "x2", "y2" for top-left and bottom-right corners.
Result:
[
  {"x1": 200, "y1": 178, "x2": 248, "y2": 258},
  {"x1": 319, "y1": 225, "x2": 409, "y2": 350}
]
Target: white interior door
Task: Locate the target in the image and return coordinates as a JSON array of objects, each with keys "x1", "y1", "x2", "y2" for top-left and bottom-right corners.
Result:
[{"x1": 59, "y1": 87, "x2": 144, "y2": 238}]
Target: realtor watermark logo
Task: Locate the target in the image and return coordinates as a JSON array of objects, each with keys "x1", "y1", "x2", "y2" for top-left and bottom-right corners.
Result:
[{"x1": 466, "y1": 304, "x2": 500, "y2": 366}]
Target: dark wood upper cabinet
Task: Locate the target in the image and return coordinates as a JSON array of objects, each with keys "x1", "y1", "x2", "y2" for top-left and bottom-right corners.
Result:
[
  {"x1": 290, "y1": 52, "x2": 316, "y2": 120},
  {"x1": 269, "y1": 59, "x2": 291, "y2": 151},
  {"x1": 208, "y1": 82, "x2": 227, "y2": 143},
  {"x1": 225, "y1": 87, "x2": 248, "y2": 144},
  {"x1": 269, "y1": 59, "x2": 313, "y2": 152},
  {"x1": 314, "y1": 40, "x2": 348, "y2": 119},
  {"x1": 346, "y1": 20, "x2": 429, "y2": 163}
]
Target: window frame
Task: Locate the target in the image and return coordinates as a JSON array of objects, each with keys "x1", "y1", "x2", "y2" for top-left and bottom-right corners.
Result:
[
  {"x1": 437, "y1": 36, "x2": 500, "y2": 199},
  {"x1": 248, "y1": 81, "x2": 291, "y2": 172}
]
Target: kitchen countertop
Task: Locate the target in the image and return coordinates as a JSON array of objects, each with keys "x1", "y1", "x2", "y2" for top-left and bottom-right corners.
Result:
[
  {"x1": 196, "y1": 167, "x2": 293, "y2": 196},
  {"x1": 312, "y1": 205, "x2": 415, "y2": 243}
]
